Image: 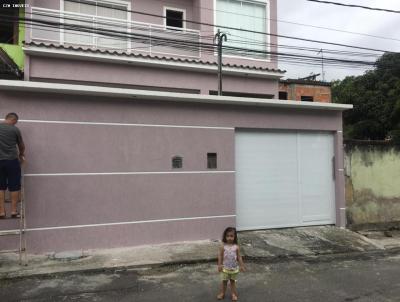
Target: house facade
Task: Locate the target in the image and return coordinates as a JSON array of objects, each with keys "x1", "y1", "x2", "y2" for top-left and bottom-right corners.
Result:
[{"x1": 0, "y1": 0, "x2": 351, "y2": 253}]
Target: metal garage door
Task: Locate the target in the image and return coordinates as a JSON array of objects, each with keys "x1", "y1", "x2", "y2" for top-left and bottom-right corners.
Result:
[{"x1": 235, "y1": 130, "x2": 335, "y2": 230}]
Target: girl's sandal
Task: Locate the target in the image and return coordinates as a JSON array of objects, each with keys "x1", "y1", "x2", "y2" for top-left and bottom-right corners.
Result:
[
  {"x1": 217, "y1": 293, "x2": 225, "y2": 300},
  {"x1": 231, "y1": 294, "x2": 238, "y2": 301}
]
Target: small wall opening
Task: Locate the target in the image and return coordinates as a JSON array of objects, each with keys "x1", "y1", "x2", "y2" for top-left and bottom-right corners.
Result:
[
  {"x1": 301, "y1": 96, "x2": 314, "y2": 102},
  {"x1": 207, "y1": 153, "x2": 217, "y2": 169},
  {"x1": 172, "y1": 156, "x2": 183, "y2": 169}
]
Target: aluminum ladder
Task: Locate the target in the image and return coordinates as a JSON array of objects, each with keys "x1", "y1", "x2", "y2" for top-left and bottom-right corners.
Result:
[{"x1": 0, "y1": 171, "x2": 27, "y2": 265}]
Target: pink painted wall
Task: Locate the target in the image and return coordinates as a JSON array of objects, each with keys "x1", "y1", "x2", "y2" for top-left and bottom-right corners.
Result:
[
  {"x1": 28, "y1": 56, "x2": 279, "y2": 96},
  {"x1": 0, "y1": 90, "x2": 343, "y2": 253}
]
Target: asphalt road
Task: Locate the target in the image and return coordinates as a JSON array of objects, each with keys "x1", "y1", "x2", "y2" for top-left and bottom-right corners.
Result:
[{"x1": 1, "y1": 254, "x2": 400, "y2": 302}]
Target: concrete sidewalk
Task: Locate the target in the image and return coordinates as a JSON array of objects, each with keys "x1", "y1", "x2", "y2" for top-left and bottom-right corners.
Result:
[{"x1": 1, "y1": 226, "x2": 399, "y2": 280}]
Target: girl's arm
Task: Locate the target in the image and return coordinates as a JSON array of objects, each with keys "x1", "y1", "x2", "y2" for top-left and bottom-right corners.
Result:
[
  {"x1": 218, "y1": 245, "x2": 224, "y2": 272},
  {"x1": 237, "y1": 246, "x2": 246, "y2": 272}
]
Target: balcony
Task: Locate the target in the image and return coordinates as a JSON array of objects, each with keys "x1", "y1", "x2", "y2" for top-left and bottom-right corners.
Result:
[{"x1": 29, "y1": 7, "x2": 201, "y2": 59}]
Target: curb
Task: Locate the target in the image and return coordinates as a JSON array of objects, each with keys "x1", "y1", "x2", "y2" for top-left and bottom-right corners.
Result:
[{"x1": 2, "y1": 247, "x2": 400, "y2": 281}]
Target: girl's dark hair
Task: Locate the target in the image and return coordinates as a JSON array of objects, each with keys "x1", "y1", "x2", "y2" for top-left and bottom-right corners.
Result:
[{"x1": 222, "y1": 227, "x2": 238, "y2": 244}]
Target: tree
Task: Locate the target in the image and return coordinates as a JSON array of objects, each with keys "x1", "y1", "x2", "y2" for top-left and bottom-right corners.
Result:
[{"x1": 332, "y1": 52, "x2": 400, "y2": 141}]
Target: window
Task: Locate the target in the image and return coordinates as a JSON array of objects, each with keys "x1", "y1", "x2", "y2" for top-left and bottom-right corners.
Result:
[
  {"x1": 63, "y1": 0, "x2": 129, "y2": 48},
  {"x1": 0, "y1": 3, "x2": 19, "y2": 44},
  {"x1": 172, "y1": 156, "x2": 183, "y2": 169},
  {"x1": 301, "y1": 96, "x2": 314, "y2": 102},
  {"x1": 279, "y1": 91, "x2": 288, "y2": 100},
  {"x1": 207, "y1": 153, "x2": 217, "y2": 169},
  {"x1": 165, "y1": 8, "x2": 185, "y2": 29},
  {"x1": 216, "y1": 0, "x2": 267, "y2": 58}
]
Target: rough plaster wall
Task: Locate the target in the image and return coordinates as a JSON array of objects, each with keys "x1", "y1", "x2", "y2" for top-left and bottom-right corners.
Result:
[{"x1": 345, "y1": 145, "x2": 400, "y2": 227}]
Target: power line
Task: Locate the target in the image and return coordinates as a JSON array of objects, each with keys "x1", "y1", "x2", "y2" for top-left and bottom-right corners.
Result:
[
  {"x1": 8, "y1": 13, "x2": 378, "y2": 70},
  {"x1": 150, "y1": 0, "x2": 400, "y2": 43},
  {"x1": 2, "y1": 11, "x2": 385, "y2": 74},
  {"x1": 28, "y1": 13, "x2": 377, "y2": 66},
  {"x1": 62, "y1": 0, "x2": 395, "y2": 53},
  {"x1": 224, "y1": 34, "x2": 382, "y2": 58},
  {"x1": 306, "y1": 0, "x2": 400, "y2": 14}
]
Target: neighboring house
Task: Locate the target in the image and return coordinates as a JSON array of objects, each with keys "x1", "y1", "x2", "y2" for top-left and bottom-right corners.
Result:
[
  {"x1": 0, "y1": 0, "x2": 25, "y2": 79},
  {"x1": 0, "y1": 0, "x2": 351, "y2": 254},
  {"x1": 279, "y1": 79, "x2": 332, "y2": 103}
]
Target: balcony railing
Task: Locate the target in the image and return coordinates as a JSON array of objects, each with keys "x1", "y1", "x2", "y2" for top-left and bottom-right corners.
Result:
[{"x1": 29, "y1": 7, "x2": 201, "y2": 59}]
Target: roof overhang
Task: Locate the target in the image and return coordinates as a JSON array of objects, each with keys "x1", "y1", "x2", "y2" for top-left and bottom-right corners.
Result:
[
  {"x1": 23, "y1": 46, "x2": 285, "y2": 80},
  {"x1": 0, "y1": 80, "x2": 353, "y2": 111}
]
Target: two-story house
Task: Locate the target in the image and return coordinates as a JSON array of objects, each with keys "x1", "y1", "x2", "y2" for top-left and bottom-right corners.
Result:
[{"x1": 0, "y1": 0, "x2": 351, "y2": 254}]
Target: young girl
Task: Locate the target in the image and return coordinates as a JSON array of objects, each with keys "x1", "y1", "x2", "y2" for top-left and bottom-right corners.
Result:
[{"x1": 217, "y1": 227, "x2": 245, "y2": 301}]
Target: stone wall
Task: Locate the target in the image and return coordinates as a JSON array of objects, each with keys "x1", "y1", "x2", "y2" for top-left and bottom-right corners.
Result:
[{"x1": 345, "y1": 141, "x2": 400, "y2": 230}]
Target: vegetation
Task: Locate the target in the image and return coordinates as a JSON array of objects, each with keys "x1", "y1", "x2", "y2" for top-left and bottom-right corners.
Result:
[{"x1": 332, "y1": 53, "x2": 400, "y2": 141}]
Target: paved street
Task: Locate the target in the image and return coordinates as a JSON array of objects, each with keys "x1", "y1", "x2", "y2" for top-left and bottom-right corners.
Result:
[{"x1": 1, "y1": 253, "x2": 400, "y2": 302}]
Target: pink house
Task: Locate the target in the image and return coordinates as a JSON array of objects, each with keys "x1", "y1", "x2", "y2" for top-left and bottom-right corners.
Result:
[{"x1": 0, "y1": 0, "x2": 351, "y2": 253}]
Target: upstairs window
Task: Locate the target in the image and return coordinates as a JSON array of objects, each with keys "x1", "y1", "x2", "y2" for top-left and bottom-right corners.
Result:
[
  {"x1": 0, "y1": 2, "x2": 19, "y2": 44},
  {"x1": 216, "y1": 0, "x2": 267, "y2": 59},
  {"x1": 165, "y1": 8, "x2": 185, "y2": 29},
  {"x1": 63, "y1": 0, "x2": 129, "y2": 48}
]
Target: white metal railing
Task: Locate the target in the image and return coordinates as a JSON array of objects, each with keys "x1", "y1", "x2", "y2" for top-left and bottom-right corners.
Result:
[{"x1": 29, "y1": 7, "x2": 201, "y2": 59}]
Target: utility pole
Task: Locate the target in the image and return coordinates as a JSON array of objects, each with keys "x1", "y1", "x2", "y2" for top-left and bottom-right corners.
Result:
[
  {"x1": 214, "y1": 29, "x2": 227, "y2": 96},
  {"x1": 318, "y1": 48, "x2": 325, "y2": 81}
]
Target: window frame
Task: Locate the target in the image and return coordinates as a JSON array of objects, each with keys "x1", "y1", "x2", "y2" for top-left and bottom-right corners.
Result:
[
  {"x1": 60, "y1": 0, "x2": 131, "y2": 48},
  {"x1": 213, "y1": 0, "x2": 270, "y2": 62},
  {"x1": 0, "y1": 4, "x2": 19, "y2": 45},
  {"x1": 163, "y1": 6, "x2": 186, "y2": 30},
  {"x1": 61, "y1": 0, "x2": 132, "y2": 17}
]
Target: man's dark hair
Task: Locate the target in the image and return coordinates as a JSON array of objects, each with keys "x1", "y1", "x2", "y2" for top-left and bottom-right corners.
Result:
[{"x1": 5, "y1": 112, "x2": 19, "y2": 120}]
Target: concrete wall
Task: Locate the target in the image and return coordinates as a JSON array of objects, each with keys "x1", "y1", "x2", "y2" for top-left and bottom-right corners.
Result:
[
  {"x1": 345, "y1": 142, "x2": 400, "y2": 229},
  {"x1": 27, "y1": 56, "x2": 280, "y2": 96},
  {"x1": 0, "y1": 88, "x2": 345, "y2": 253}
]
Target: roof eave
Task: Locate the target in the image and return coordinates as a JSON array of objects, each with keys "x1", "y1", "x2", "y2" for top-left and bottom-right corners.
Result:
[{"x1": 23, "y1": 44, "x2": 286, "y2": 79}]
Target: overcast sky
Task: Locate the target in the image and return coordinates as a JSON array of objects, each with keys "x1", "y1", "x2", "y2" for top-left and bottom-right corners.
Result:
[{"x1": 277, "y1": 0, "x2": 400, "y2": 81}]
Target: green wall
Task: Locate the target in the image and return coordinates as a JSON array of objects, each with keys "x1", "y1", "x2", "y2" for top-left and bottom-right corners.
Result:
[
  {"x1": 0, "y1": 5, "x2": 25, "y2": 70},
  {"x1": 345, "y1": 143, "x2": 400, "y2": 228}
]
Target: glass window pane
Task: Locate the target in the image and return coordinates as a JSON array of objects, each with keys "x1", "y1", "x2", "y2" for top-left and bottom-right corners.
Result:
[
  {"x1": 64, "y1": 1, "x2": 80, "y2": 13},
  {"x1": 80, "y1": 2, "x2": 96, "y2": 15},
  {"x1": 216, "y1": 0, "x2": 266, "y2": 58}
]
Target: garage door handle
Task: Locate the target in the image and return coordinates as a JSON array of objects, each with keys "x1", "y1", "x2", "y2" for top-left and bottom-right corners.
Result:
[{"x1": 332, "y1": 156, "x2": 336, "y2": 180}]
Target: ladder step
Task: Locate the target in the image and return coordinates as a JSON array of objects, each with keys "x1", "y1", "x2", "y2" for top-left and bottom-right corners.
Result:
[
  {"x1": 0, "y1": 249, "x2": 20, "y2": 254},
  {"x1": 4, "y1": 199, "x2": 23, "y2": 203},
  {"x1": 0, "y1": 230, "x2": 22, "y2": 236}
]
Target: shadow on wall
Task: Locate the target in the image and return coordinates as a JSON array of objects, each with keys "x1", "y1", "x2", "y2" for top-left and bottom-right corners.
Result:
[{"x1": 345, "y1": 141, "x2": 400, "y2": 230}]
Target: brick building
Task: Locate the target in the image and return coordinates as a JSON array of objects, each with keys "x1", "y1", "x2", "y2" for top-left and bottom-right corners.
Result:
[{"x1": 279, "y1": 79, "x2": 332, "y2": 103}]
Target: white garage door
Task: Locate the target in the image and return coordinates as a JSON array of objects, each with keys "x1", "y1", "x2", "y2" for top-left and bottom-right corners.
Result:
[{"x1": 235, "y1": 130, "x2": 335, "y2": 230}]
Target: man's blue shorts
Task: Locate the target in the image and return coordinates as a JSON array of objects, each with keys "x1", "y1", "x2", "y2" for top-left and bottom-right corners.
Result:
[{"x1": 0, "y1": 159, "x2": 21, "y2": 192}]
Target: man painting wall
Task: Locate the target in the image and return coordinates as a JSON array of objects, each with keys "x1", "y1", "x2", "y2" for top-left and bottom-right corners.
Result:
[{"x1": 0, "y1": 112, "x2": 25, "y2": 218}]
